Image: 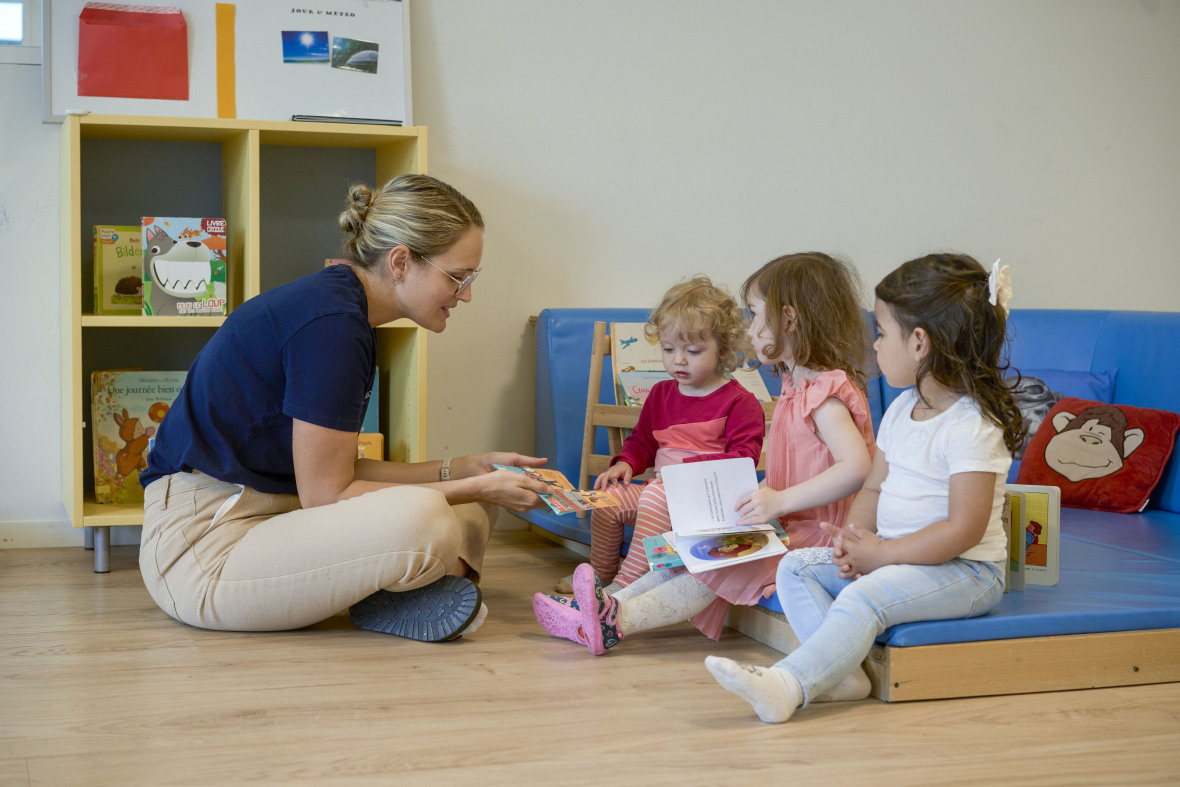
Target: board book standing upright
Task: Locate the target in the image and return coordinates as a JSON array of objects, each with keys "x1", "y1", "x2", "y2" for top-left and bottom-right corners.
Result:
[{"x1": 1006, "y1": 483, "x2": 1061, "y2": 586}]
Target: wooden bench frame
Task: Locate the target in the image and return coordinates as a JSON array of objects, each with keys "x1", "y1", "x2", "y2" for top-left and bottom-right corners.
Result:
[{"x1": 728, "y1": 605, "x2": 1180, "y2": 701}]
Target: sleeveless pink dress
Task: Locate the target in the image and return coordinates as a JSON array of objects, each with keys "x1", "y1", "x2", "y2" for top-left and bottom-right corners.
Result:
[{"x1": 687, "y1": 369, "x2": 876, "y2": 639}]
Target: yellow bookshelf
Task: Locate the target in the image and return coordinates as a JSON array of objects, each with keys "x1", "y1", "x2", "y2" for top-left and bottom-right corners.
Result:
[{"x1": 60, "y1": 115, "x2": 429, "y2": 570}]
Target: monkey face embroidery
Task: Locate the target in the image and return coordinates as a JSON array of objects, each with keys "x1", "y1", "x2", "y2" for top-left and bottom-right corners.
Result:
[{"x1": 1043, "y1": 405, "x2": 1144, "y2": 483}]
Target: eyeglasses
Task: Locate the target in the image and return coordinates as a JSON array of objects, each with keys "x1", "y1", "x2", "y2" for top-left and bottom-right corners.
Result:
[{"x1": 418, "y1": 254, "x2": 480, "y2": 296}]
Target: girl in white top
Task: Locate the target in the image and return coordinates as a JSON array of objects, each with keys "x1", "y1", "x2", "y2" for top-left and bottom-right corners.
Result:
[{"x1": 706, "y1": 253, "x2": 1026, "y2": 723}]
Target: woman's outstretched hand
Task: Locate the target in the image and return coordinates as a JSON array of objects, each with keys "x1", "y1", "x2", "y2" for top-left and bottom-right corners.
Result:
[
  {"x1": 451, "y1": 453, "x2": 549, "y2": 512},
  {"x1": 473, "y1": 468, "x2": 551, "y2": 512},
  {"x1": 453, "y1": 452, "x2": 547, "y2": 479}
]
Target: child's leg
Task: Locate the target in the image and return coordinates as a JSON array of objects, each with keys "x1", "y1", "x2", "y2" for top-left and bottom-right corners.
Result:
[
  {"x1": 774, "y1": 547, "x2": 849, "y2": 643},
  {"x1": 589, "y1": 482, "x2": 643, "y2": 585},
  {"x1": 569, "y1": 565, "x2": 718, "y2": 655},
  {"x1": 777, "y1": 560, "x2": 1003, "y2": 704},
  {"x1": 617, "y1": 573, "x2": 716, "y2": 635},
  {"x1": 613, "y1": 479, "x2": 671, "y2": 587},
  {"x1": 710, "y1": 559, "x2": 1004, "y2": 722}
]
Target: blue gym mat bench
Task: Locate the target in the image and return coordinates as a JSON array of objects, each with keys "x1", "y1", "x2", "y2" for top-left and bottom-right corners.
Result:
[{"x1": 519, "y1": 308, "x2": 1180, "y2": 701}]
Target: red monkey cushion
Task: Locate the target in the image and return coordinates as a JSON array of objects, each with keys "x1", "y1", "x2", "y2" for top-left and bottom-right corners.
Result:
[{"x1": 1016, "y1": 397, "x2": 1180, "y2": 513}]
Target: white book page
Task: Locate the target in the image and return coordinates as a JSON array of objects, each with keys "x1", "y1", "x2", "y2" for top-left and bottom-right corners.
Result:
[{"x1": 661, "y1": 457, "x2": 770, "y2": 536}]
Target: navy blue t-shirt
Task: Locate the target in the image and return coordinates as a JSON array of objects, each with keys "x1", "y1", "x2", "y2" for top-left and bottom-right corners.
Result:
[{"x1": 142, "y1": 264, "x2": 376, "y2": 495}]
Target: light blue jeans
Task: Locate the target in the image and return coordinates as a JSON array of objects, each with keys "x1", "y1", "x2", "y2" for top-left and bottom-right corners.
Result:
[{"x1": 773, "y1": 548, "x2": 1005, "y2": 705}]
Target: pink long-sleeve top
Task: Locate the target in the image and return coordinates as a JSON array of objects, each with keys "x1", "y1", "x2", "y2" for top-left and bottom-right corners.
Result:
[{"x1": 612, "y1": 379, "x2": 765, "y2": 474}]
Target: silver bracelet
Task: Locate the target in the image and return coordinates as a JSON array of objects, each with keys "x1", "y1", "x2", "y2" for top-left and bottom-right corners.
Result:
[{"x1": 440, "y1": 457, "x2": 452, "y2": 482}]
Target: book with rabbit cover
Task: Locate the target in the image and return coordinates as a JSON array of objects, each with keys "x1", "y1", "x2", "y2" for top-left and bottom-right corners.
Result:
[
  {"x1": 91, "y1": 370, "x2": 187, "y2": 504},
  {"x1": 141, "y1": 217, "x2": 228, "y2": 316}
]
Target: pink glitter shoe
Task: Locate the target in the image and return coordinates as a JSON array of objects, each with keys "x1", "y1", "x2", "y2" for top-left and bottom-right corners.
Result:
[
  {"x1": 533, "y1": 592, "x2": 584, "y2": 644},
  {"x1": 572, "y1": 563, "x2": 623, "y2": 656}
]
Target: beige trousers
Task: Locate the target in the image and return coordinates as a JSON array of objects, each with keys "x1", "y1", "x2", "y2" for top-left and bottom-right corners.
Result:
[{"x1": 140, "y1": 470, "x2": 495, "y2": 632}]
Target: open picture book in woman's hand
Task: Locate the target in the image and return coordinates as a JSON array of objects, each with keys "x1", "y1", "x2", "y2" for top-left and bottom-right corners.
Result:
[
  {"x1": 493, "y1": 465, "x2": 620, "y2": 516},
  {"x1": 659, "y1": 458, "x2": 788, "y2": 572}
]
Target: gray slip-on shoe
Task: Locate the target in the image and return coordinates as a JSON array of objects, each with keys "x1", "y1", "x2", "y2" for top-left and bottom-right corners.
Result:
[{"x1": 349, "y1": 575, "x2": 482, "y2": 642}]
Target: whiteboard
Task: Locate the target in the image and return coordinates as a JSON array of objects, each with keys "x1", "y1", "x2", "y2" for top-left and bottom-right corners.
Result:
[{"x1": 44, "y1": 0, "x2": 411, "y2": 124}]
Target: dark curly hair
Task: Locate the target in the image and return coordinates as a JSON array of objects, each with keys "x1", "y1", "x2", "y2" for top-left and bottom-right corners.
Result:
[{"x1": 875, "y1": 253, "x2": 1026, "y2": 455}]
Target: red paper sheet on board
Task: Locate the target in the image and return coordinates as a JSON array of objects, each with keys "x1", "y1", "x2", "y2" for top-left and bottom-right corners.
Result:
[{"x1": 77, "y1": 3, "x2": 189, "y2": 100}]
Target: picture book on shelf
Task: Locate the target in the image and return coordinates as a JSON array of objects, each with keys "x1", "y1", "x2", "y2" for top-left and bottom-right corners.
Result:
[
  {"x1": 661, "y1": 457, "x2": 774, "y2": 536},
  {"x1": 141, "y1": 217, "x2": 228, "y2": 317},
  {"x1": 492, "y1": 465, "x2": 620, "y2": 516},
  {"x1": 729, "y1": 366, "x2": 774, "y2": 403},
  {"x1": 357, "y1": 433, "x2": 384, "y2": 460},
  {"x1": 92, "y1": 225, "x2": 142, "y2": 314},
  {"x1": 1006, "y1": 483, "x2": 1060, "y2": 586},
  {"x1": 608, "y1": 322, "x2": 775, "y2": 405},
  {"x1": 616, "y1": 369, "x2": 671, "y2": 407},
  {"x1": 91, "y1": 370, "x2": 187, "y2": 504},
  {"x1": 610, "y1": 322, "x2": 663, "y2": 375}
]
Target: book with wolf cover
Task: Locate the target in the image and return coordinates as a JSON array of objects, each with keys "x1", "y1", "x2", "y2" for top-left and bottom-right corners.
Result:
[
  {"x1": 492, "y1": 465, "x2": 620, "y2": 516},
  {"x1": 92, "y1": 225, "x2": 143, "y2": 314},
  {"x1": 1006, "y1": 483, "x2": 1060, "y2": 586},
  {"x1": 141, "y1": 217, "x2": 228, "y2": 317},
  {"x1": 91, "y1": 370, "x2": 187, "y2": 504}
]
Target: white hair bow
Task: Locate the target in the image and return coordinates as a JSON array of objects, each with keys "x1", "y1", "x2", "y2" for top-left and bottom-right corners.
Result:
[{"x1": 988, "y1": 259, "x2": 1012, "y2": 315}]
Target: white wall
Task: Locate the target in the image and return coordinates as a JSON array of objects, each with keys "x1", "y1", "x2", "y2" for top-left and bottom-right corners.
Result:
[{"x1": 3, "y1": 0, "x2": 1178, "y2": 545}]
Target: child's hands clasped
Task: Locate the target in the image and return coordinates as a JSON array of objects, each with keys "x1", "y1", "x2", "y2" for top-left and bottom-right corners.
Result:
[
  {"x1": 822, "y1": 521, "x2": 884, "y2": 579},
  {"x1": 593, "y1": 461, "x2": 634, "y2": 491}
]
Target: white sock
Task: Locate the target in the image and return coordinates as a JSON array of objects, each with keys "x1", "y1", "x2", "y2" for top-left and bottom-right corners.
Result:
[
  {"x1": 457, "y1": 603, "x2": 489, "y2": 636},
  {"x1": 603, "y1": 582, "x2": 622, "y2": 597},
  {"x1": 617, "y1": 573, "x2": 716, "y2": 635},
  {"x1": 814, "y1": 665, "x2": 872, "y2": 703},
  {"x1": 705, "y1": 656, "x2": 802, "y2": 724},
  {"x1": 611, "y1": 568, "x2": 673, "y2": 603}
]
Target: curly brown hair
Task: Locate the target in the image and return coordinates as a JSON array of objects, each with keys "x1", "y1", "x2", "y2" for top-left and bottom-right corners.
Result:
[
  {"x1": 741, "y1": 252, "x2": 870, "y2": 392},
  {"x1": 645, "y1": 275, "x2": 753, "y2": 375},
  {"x1": 875, "y1": 253, "x2": 1027, "y2": 455}
]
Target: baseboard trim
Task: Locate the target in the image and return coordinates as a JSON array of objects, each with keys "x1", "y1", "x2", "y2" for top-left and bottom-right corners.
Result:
[{"x1": 0, "y1": 521, "x2": 142, "y2": 549}]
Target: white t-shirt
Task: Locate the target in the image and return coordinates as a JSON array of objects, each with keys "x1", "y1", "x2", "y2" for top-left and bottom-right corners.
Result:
[{"x1": 875, "y1": 389, "x2": 1012, "y2": 562}]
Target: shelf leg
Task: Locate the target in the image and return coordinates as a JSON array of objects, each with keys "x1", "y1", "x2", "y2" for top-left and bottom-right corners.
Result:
[
  {"x1": 84, "y1": 526, "x2": 94, "y2": 550},
  {"x1": 93, "y1": 527, "x2": 111, "y2": 573}
]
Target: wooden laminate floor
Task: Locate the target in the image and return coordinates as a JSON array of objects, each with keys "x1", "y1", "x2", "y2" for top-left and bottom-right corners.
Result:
[{"x1": 2, "y1": 528, "x2": 1179, "y2": 786}]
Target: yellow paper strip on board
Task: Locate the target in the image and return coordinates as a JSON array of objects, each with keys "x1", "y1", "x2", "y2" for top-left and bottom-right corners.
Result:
[{"x1": 216, "y1": 3, "x2": 236, "y2": 118}]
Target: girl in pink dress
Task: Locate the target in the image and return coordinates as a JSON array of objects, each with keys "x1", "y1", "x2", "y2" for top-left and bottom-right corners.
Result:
[{"x1": 534, "y1": 253, "x2": 877, "y2": 653}]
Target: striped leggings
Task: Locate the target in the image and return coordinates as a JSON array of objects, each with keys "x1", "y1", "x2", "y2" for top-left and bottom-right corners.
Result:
[{"x1": 589, "y1": 479, "x2": 671, "y2": 587}]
